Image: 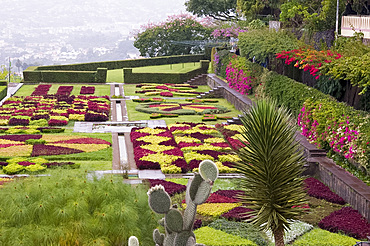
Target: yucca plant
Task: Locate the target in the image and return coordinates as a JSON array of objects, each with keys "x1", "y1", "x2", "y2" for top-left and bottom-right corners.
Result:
[{"x1": 226, "y1": 99, "x2": 307, "y2": 246}]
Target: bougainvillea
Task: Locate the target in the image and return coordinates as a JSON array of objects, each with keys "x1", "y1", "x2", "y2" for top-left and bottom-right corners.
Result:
[
  {"x1": 318, "y1": 207, "x2": 370, "y2": 240},
  {"x1": 276, "y1": 47, "x2": 342, "y2": 79}
]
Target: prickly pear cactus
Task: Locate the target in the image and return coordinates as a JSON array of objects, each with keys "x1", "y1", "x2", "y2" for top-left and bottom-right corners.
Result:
[
  {"x1": 128, "y1": 236, "x2": 140, "y2": 246},
  {"x1": 147, "y1": 160, "x2": 218, "y2": 246}
]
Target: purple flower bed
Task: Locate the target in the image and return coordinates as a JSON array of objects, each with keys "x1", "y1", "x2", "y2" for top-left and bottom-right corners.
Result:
[
  {"x1": 80, "y1": 86, "x2": 95, "y2": 94},
  {"x1": 31, "y1": 84, "x2": 52, "y2": 96},
  {"x1": 148, "y1": 179, "x2": 186, "y2": 196},
  {"x1": 304, "y1": 177, "x2": 346, "y2": 205},
  {"x1": 85, "y1": 112, "x2": 109, "y2": 122},
  {"x1": 56, "y1": 86, "x2": 73, "y2": 96},
  {"x1": 213, "y1": 190, "x2": 245, "y2": 200},
  {"x1": 206, "y1": 193, "x2": 239, "y2": 203},
  {"x1": 160, "y1": 91, "x2": 173, "y2": 97},
  {"x1": 31, "y1": 144, "x2": 83, "y2": 157},
  {"x1": 31, "y1": 114, "x2": 50, "y2": 120},
  {"x1": 318, "y1": 207, "x2": 370, "y2": 240},
  {"x1": 163, "y1": 147, "x2": 184, "y2": 157},
  {"x1": 0, "y1": 134, "x2": 42, "y2": 142},
  {"x1": 8, "y1": 118, "x2": 30, "y2": 126},
  {"x1": 197, "y1": 150, "x2": 226, "y2": 160},
  {"x1": 48, "y1": 119, "x2": 68, "y2": 126},
  {"x1": 221, "y1": 206, "x2": 254, "y2": 221},
  {"x1": 44, "y1": 162, "x2": 76, "y2": 168},
  {"x1": 189, "y1": 132, "x2": 214, "y2": 141},
  {"x1": 135, "y1": 159, "x2": 161, "y2": 170},
  {"x1": 18, "y1": 161, "x2": 35, "y2": 166}
]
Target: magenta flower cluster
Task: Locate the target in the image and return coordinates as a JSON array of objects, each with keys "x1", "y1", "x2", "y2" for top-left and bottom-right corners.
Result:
[
  {"x1": 211, "y1": 27, "x2": 248, "y2": 38},
  {"x1": 226, "y1": 62, "x2": 253, "y2": 95}
]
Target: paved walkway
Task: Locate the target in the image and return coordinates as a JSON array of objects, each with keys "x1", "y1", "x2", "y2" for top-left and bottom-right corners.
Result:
[{"x1": 0, "y1": 83, "x2": 23, "y2": 105}]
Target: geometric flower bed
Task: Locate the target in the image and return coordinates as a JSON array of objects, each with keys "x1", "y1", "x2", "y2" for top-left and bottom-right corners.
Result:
[
  {"x1": 0, "y1": 134, "x2": 111, "y2": 157},
  {"x1": 303, "y1": 177, "x2": 346, "y2": 205},
  {"x1": 318, "y1": 206, "x2": 370, "y2": 240},
  {"x1": 135, "y1": 83, "x2": 201, "y2": 97},
  {"x1": 136, "y1": 102, "x2": 230, "y2": 115},
  {"x1": 0, "y1": 95, "x2": 110, "y2": 126},
  {"x1": 131, "y1": 124, "x2": 241, "y2": 174},
  {"x1": 80, "y1": 86, "x2": 95, "y2": 94},
  {"x1": 0, "y1": 157, "x2": 79, "y2": 175}
]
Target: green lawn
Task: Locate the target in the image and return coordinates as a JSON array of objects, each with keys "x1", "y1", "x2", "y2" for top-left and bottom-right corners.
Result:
[
  {"x1": 14, "y1": 84, "x2": 110, "y2": 97},
  {"x1": 123, "y1": 84, "x2": 211, "y2": 96},
  {"x1": 106, "y1": 62, "x2": 202, "y2": 83},
  {"x1": 126, "y1": 98, "x2": 241, "y2": 125}
]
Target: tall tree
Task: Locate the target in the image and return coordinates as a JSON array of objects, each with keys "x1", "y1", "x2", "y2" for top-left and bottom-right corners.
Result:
[
  {"x1": 222, "y1": 99, "x2": 307, "y2": 246},
  {"x1": 237, "y1": 0, "x2": 283, "y2": 19},
  {"x1": 133, "y1": 14, "x2": 214, "y2": 57},
  {"x1": 185, "y1": 0, "x2": 239, "y2": 21}
]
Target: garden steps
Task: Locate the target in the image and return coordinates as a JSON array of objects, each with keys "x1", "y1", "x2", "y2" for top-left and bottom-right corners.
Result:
[{"x1": 186, "y1": 74, "x2": 207, "y2": 85}]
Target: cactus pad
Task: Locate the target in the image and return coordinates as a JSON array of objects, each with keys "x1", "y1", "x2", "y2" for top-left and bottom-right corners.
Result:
[
  {"x1": 128, "y1": 236, "x2": 140, "y2": 246},
  {"x1": 199, "y1": 160, "x2": 218, "y2": 182},
  {"x1": 165, "y1": 208, "x2": 184, "y2": 233},
  {"x1": 153, "y1": 229, "x2": 164, "y2": 245},
  {"x1": 148, "y1": 184, "x2": 171, "y2": 214}
]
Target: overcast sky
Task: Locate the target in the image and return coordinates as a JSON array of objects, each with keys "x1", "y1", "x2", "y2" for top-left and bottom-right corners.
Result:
[{"x1": 1, "y1": 0, "x2": 188, "y2": 37}]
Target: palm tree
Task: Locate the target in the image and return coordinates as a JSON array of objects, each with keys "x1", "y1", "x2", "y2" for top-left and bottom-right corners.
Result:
[{"x1": 228, "y1": 99, "x2": 307, "y2": 246}]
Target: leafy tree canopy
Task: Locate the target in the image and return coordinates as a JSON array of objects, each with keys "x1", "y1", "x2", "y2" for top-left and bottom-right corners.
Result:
[
  {"x1": 133, "y1": 14, "x2": 214, "y2": 57},
  {"x1": 185, "y1": 0, "x2": 239, "y2": 21}
]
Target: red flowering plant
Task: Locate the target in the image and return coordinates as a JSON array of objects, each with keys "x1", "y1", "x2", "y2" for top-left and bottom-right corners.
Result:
[{"x1": 276, "y1": 47, "x2": 342, "y2": 79}]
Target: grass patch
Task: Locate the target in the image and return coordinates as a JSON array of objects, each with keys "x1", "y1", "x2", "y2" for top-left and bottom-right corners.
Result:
[
  {"x1": 123, "y1": 84, "x2": 211, "y2": 96},
  {"x1": 107, "y1": 69, "x2": 123, "y2": 83},
  {"x1": 107, "y1": 63, "x2": 202, "y2": 83},
  {"x1": 126, "y1": 99, "x2": 241, "y2": 125},
  {"x1": 14, "y1": 84, "x2": 110, "y2": 97}
]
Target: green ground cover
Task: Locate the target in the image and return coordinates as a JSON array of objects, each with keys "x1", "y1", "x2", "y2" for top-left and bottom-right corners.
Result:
[
  {"x1": 107, "y1": 62, "x2": 201, "y2": 83},
  {"x1": 15, "y1": 84, "x2": 110, "y2": 96},
  {"x1": 126, "y1": 98, "x2": 241, "y2": 125},
  {"x1": 123, "y1": 84, "x2": 211, "y2": 96}
]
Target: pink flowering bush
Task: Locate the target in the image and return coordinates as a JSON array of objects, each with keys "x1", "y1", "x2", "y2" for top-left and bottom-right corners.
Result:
[
  {"x1": 226, "y1": 55, "x2": 256, "y2": 96},
  {"x1": 211, "y1": 26, "x2": 248, "y2": 39},
  {"x1": 298, "y1": 98, "x2": 369, "y2": 171}
]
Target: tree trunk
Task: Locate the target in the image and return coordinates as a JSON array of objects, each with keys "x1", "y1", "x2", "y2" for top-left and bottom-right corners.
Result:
[{"x1": 274, "y1": 228, "x2": 285, "y2": 246}]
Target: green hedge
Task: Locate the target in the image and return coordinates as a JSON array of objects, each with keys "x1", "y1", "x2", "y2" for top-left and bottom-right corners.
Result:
[
  {"x1": 23, "y1": 68, "x2": 107, "y2": 84},
  {"x1": 34, "y1": 54, "x2": 205, "y2": 71},
  {"x1": 0, "y1": 86, "x2": 7, "y2": 101},
  {"x1": 238, "y1": 29, "x2": 298, "y2": 64},
  {"x1": 263, "y1": 71, "x2": 331, "y2": 117},
  {"x1": 124, "y1": 60, "x2": 209, "y2": 84}
]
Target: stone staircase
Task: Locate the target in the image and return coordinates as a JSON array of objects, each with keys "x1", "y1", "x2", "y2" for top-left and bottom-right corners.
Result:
[
  {"x1": 196, "y1": 86, "x2": 223, "y2": 99},
  {"x1": 185, "y1": 74, "x2": 207, "y2": 85}
]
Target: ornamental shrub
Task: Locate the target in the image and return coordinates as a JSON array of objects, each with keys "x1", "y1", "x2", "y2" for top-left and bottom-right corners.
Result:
[
  {"x1": 194, "y1": 226, "x2": 257, "y2": 246},
  {"x1": 303, "y1": 177, "x2": 345, "y2": 204},
  {"x1": 25, "y1": 139, "x2": 47, "y2": 145},
  {"x1": 291, "y1": 228, "x2": 357, "y2": 246},
  {"x1": 208, "y1": 219, "x2": 268, "y2": 246},
  {"x1": 318, "y1": 207, "x2": 370, "y2": 240}
]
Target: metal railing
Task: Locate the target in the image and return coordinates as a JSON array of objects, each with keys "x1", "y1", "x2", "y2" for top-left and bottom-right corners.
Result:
[{"x1": 341, "y1": 15, "x2": 370, "y2": 39}]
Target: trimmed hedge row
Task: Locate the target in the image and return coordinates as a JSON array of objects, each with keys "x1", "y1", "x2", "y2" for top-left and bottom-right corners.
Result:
[
  {"x1": 262, "y1": 70, "x2": 332, "y2": 117},
  {"x1": 0, "y1": 86, "x2": 7, "y2": 102},
  {"x1": 123, "y1": 60, "x2": 209, "y2": 84},
  {"x1": 23, "y1": 68, "x2": 107, "y2": 84},
  {"x1": 31, "y1": 54, "x2": 206, "y2": 71}
]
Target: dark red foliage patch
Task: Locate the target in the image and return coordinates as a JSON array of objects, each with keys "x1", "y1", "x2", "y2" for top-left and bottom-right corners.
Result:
[
  {"x1": 304, "y1": 177, "x2": 346, "y2": 205},
  {"x1": 178, "y1": 142, "x2": 202, "y2": 149},
  {"x1": 189, "y1": 132, "x2": 214, "y2": 141},
  {"x1": 80, "y1": 86, "x2": 95, "y2": 94},
  {"x1": 148, "y1": 179, "x2": 186, "y2": 196},
  {"x1": 52, "y1": 138, "x2": 111, "y2": 145},
  {"x1": 318, "y1": 207, "x2": 370, "y2": 240},
  {"x1": 188, "y1": 159, "x2": 201, "y2": 170},
  {"x1": 210, "y1": 142, "x2": 230, "y2": 148},
  {"x1": 48, "y1": 119, "x2": 68, "y2": 126},
  {"x1": 135, "y1": 160, "x2": 160, "y2": 170},
  {"x1": 197, "y1": 150, "x2": 225, "y2": 160},
  {"x1": 56, "y1": 86, "x2": 73, "y2": 96},
  {"x1": 213, "y1": 190, "x2": 245, "y2": 200},
  {"x1": 205, "y1": 193, "x2": 238, "y2": 203},
  {"x1": 163, "y1": 148, "x2": 184, "y2": 157},
  {"x1": 193, "y1": 219, "x2": 202, "y2": 230},
  {"x1": 31, "y1": 144, "x2": 84, "y2": 157},
  {"x1": 173, "y1": 158, "x2": 188, "y2": 173},
  {"x1": 8, "y1": 118, "x2": 29, "y2": 126},
  {"x1": 221, "y1": 206, "x2": 254, "y2": 221},
  {"x1": 0, "y1": 134, "x2": 42, "y2": 142},
  {"x1": 85, "y1": 112, "x2": 109, "y2": 121},
  {"x1": 32, "y1": 84, "x2": 52, "y2": 96},
  {"x1": 18, "y1": 161, "x2": 35, "y2": 166}
]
